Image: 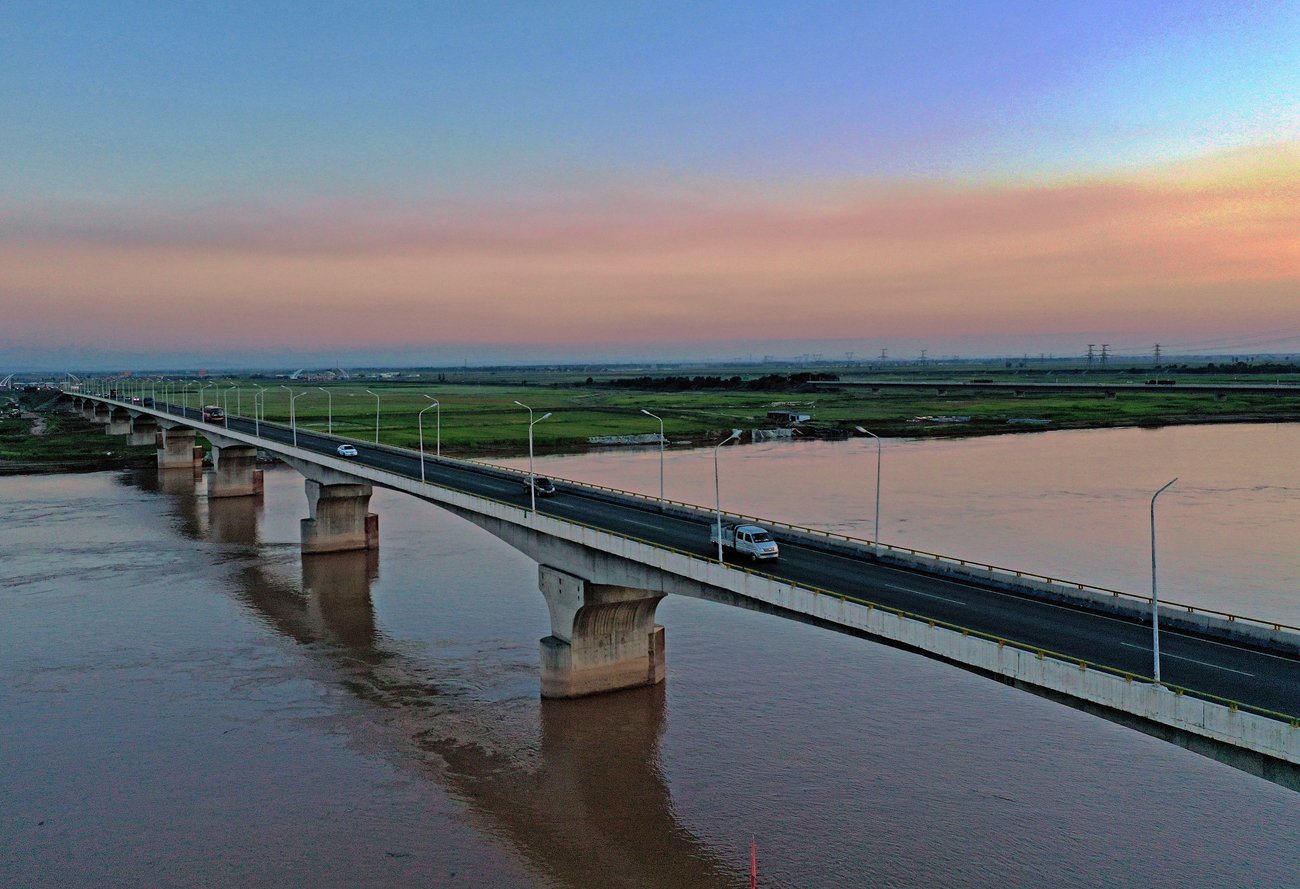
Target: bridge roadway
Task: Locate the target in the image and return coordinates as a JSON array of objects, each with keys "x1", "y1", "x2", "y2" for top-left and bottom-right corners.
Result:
[{"x1": 170, "y1": 403, "x2": 1300, "y2": 722}]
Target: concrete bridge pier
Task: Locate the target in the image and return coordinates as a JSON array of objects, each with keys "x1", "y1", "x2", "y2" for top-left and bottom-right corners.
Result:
[
  {"x1": 157, "y1": 426, "x2": 203, "y2": 471},
  {"x1": 127, "y1": 414, "x2": 159, "y2": 447},
  {"x1": 279, "y1": 457, "x2": 380, "y2": 554},
  {"x1": 91, "y1": 402, "x2": 111, "y2": 424},
  {"x1": 81, "y1": 399, "x2": 96, "y2": 420},
  {"x1": 206, "y1": 444, "x2": 263, "y2": 498},
  {"x1": 106, "y1": 406, "x2": 133, "y2": 436},
  {"x1": 301, "y1": 480, "x2": 379, "y2": 553},
  {"x1": 537, "y1": 565, "x2": 666, "y2": 699}
]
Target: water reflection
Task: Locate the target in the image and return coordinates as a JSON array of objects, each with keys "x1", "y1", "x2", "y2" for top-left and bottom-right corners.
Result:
[{"x1": 143, "y1": 468, "x2": 739, "y2": 889}]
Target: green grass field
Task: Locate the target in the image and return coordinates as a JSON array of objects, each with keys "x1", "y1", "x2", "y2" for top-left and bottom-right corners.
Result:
[
  {"x1": 164, "y1": 377, "x2": 1300, "y2": 457},
  {"x1": 14, "y1": 363, "x2": 1299, "y2": 471}
]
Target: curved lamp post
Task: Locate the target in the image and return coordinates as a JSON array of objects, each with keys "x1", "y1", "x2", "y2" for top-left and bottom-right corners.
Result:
[
  {"x1": 365, "y1": 389, "x2": 380, "y2": 443},
  {"x1": 855, "y1": 426, "x2": 882, "y2": 558},
  {"x1": 253, "y1": 385, "x2": 267, "y2": 437},
  {"x1": 280, "y1": 385, "x2": 305, "y2": 447},
  {"x1": 1150, "y1": 478, "x2": 1178, "y2": 684},
  {"x1": 713, "y1": 429, "x2": 743, "y2": 562},
  {"x1": 515, "y1": 401, "x2": 552, "y2": 514},
  {"x1": 641, "y1": 409, "x2": 665, "y2": 509},
  {"x1": 317, "y1": 387, "x2": 333, "y2": 436},
  {"x1": 418, "y1": 398, "x2": 439, "y2": 483}
]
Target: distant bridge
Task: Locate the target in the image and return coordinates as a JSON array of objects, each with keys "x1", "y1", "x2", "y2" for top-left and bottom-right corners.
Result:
[{"x1": 64, "y1": 390, "x2": 1300, "y2": 789}]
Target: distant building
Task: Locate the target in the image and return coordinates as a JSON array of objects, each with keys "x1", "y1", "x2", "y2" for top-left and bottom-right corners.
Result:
[{"x1": 767, "y1": 410, "x2": 812, "y2": 425}]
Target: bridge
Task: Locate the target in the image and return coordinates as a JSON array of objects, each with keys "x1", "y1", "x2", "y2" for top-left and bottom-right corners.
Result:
[{"x1": 64, "y1": 390, "x2": 1300, "y2": 788}]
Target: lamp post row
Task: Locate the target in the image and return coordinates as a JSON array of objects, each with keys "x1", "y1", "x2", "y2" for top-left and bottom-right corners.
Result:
[{"x1": 80, "y1": 380, "x2": 1181, "y2": 686}]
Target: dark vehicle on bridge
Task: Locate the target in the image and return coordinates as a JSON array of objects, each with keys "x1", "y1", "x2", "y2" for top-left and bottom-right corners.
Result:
[
  {"x1": 526, "y1": 476, "x2": 557, "y2": 497},
  {"x1": 202, "y1": 405, "x2": 224, "y2": 423},
  {"x1": 142, "y1": 397, "x2": 154, "y2": 407}
]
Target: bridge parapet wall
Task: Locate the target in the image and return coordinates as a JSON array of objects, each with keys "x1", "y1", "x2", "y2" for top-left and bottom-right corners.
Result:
[
  {"x1": 67, "y1": 393, "x2": 1300, "y2": 780},
  {"x1": 529, "y1": 478, "x2": 1300, "y2": 657}
]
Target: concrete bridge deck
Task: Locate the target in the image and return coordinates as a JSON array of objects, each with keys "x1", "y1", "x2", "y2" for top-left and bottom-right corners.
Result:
[{"x1": 67, "y1": 391, "x2": 1300, "y2": 786}]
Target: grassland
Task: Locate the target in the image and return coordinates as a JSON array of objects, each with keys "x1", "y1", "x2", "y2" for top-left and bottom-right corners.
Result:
[
  {"x1": 204, "y1": 376, "x2": 1300, "y2": 457},
  {"x1": 11, "y1": 364, "x2": 1300, "y2": 472},
  {"x1": 0, "y1": 393, "x2": 156, "y2": 473}
]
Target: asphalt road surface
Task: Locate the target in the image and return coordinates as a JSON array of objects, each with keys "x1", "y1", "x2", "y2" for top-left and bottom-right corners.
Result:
[{"x1": 162, "y1": 402, "x2": 1300, "y2": 721}]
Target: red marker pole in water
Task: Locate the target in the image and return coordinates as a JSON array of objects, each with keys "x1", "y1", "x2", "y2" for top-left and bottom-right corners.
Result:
[{"x1": 751, "y1": 836, "x2": 758, "y2": 889}]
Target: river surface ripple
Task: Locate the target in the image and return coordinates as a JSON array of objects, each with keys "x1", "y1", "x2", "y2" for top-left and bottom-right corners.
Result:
[{"x1": 3, "y1": 424, "x2": 1300, "y2": 888}]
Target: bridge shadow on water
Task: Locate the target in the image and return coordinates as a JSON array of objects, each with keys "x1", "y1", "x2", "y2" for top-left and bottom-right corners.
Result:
[{"x1": 125, "y1": 466, "x2": 742, "y2": 889}]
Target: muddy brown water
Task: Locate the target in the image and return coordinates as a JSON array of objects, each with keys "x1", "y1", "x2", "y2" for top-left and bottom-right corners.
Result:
[{"x1": 4, "y1": 425, "x2": 1300, "y2": 887}]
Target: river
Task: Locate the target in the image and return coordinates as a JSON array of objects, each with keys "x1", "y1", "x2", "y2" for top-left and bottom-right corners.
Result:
[{"x1": 3, "y1": 423, "x2": 1300, "y2": 887}]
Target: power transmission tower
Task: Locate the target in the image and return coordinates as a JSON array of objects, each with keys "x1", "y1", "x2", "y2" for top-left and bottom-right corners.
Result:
[
  {"x1": 1100, "y1": 344, "x2": 1109, "y2": 367},
  {"x1": 920, "y1": 349, "x2": 927, "y2": 365},
  {"x1": 880, "y1": 349, "x2": 888, "y2": 361},
  {"x1": 1087, "y1": 344, "x2": 1095, "y2": 367},
  {"x1": 1153, "y1": 344, "x2": 1162, "y2": 367}
]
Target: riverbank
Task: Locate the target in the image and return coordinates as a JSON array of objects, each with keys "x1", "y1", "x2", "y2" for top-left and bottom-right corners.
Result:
[
  {"x1": 0, "y1": 409, "x2": 156, "y2": 474},
  {"x1": 10, "y1": 378, "x2": 1300, "y2": 471}
]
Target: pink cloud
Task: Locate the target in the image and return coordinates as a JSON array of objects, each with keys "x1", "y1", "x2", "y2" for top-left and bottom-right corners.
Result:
[{"x1": 3, "y1": 146, "x2": 1298, "y2": 354}]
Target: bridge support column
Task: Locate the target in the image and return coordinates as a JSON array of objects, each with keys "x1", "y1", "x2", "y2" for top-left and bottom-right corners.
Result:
[
  {"x1": 206, "y1": 445, "x2": 263, "y2": 498},
  {"x1": 106, "y1": 407, "x2": 132, "y2": 436},
  {"x1": 127, "y1": 416, "x2": 159, "y2": 447},
  {"x1": 157, "y1": 426, "x2": 202, "y2": 470},
  {"x1": 91, "y1": 402, "x2": 110, "y2": 424},
  {"x1": 300, "y1": 480, "x2": 379, "y2": 553},
  {"x1": 537, "y1": 565, "x2": 666, "y2": 699}
]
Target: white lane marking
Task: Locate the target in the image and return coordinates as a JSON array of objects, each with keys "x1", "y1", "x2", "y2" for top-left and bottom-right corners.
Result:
[
  {"x1": 804, "y1": 543, "x2": 1296, "y2": 669},
  {"x1": 1118, "y1": 642, "x2": 1254, "y2": 676},
  {"x1": 609, "y1": 515, "x2": 671, "y2": 531},
  {"x1": 876, "y1": 582, "x2": 967, "y2": 606},
  {"x1": 851, "y1": 552, "x2": 1300, "y2": 664}
]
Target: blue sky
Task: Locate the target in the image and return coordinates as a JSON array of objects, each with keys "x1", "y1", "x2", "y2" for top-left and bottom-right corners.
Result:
[
  {"x1": 3, "y1": 2, "x2": 1295, "y2": 204},
  {"x1": 2, "y1": 3, "x2": 1297, "y2": 369}
]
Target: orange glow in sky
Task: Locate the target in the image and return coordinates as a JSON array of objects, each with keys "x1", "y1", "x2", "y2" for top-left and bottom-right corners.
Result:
[{"x1": 4, "y1": 145, "x2": 1297, "y2": 363}]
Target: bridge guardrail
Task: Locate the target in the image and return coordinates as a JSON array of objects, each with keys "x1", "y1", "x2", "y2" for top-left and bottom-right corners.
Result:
[
  {"x1": 466, "y1": 458, "x2": 1300, "y2": 639},
  {"x1": 74, "y1": 391, "x2": 1300, "y2": 727},
  {"x1": 79, "y1": 390, "x2": 1300, "y2": 638}
]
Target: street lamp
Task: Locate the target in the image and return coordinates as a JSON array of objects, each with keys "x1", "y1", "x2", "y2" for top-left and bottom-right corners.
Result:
[
  {"x1": 641, "y1": 409, "x2": 665, "y2": 510},
  {"x1": 280, "y1": 385, "x2": 305, "y2": 447},
  {"x1": 1150, "y1": 478, "x2": 1178, "y2": 684},
  {"x1": 221, "y1": 385, "x2": 238, "y2": 428},
  {"x1": 515, "y1": 401, "x2": 552, "y2": 514},
  {"x1": 227, "y1": 385, "x2": 241, "y2": 423},
  {"x1": 365, "y1": 389, "x2": 380, "y2": 443},
  {"x1": 253, "y1": 385, "x2": 267, "y2": 437},
  {"x1": 201, "y1": 381, "x2": 217, "y2": 417},
  {"x1": 713, "y1": 429, "x2": 743, "y2": 562},
  {"x1": 418, "y1": 397, "x2": 440, "y2": 484},
  {"x1": 855, "y1": 426, "x2": 882, "y2": 558},
  {"x1": 318, "y1": 388, "x2": 333, "y2": 435}
]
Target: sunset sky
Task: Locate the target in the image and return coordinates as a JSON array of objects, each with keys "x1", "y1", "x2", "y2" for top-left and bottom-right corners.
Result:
[{"x1": 2, "y1": 2, "x2": 1297, "y2": 369}]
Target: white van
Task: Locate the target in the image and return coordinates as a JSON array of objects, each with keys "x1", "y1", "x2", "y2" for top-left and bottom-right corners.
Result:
[{"x1": 710, "y1": 522, "x2": 780, "y2": 562}]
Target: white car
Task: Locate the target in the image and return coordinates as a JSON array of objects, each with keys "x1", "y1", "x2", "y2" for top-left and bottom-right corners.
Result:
[{"x1": 336, "y1": 444, "x2": 359, "y2": 458}]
